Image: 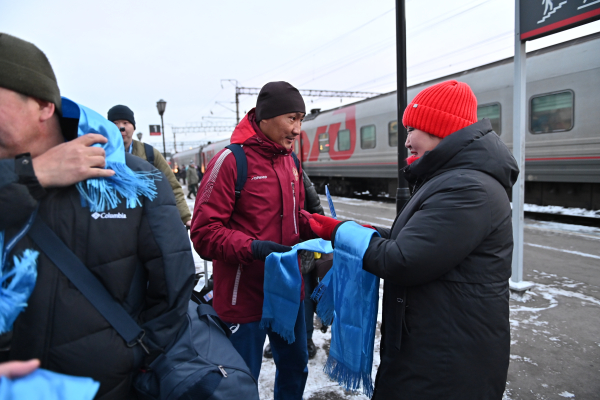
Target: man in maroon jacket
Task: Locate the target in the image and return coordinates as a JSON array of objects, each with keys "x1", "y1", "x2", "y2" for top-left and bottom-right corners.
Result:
[{"x1": 190, "y1": 82, "x2": 313, "y2": 399}]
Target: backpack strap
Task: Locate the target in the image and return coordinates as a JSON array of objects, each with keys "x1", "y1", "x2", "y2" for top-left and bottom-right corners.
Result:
[
  {"x1": 223, "y1": 144, "x2": 300, "y2": 200},
  {"x1": 291, "y1": 151, "x2": 300, "y2": 172},
  {"x1": 225, "y1": 144, "x2": 247, "y2": 199},
  {"x1": 143, "y1": 143, "x2": 155, "y2": 166},
  {"x1": 28, "y1": 216, "x2": 149, "y2": 354}
]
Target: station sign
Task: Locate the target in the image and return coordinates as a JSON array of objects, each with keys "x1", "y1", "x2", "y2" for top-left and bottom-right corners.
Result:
[
  {"x1": 149, "y1": 124, "x2": 161, "y2": 136},
  {"x1": 520, "y1": 0, "x2": 600, "y2": 40}
]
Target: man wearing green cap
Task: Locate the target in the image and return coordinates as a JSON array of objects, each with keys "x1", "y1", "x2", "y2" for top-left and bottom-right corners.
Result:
[{"x1": 0, "y1": 33, "x2": 194, "y2": 399}]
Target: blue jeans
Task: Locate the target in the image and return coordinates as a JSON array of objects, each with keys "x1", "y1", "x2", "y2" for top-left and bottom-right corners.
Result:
[{"x1": 226, "y1": 303, "x2": 308, "y2": 400}]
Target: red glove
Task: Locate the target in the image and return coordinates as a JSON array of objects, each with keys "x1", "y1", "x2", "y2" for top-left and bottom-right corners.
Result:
[{"x1": 309, "y1": 213, "x2": 341, "y2": 241}]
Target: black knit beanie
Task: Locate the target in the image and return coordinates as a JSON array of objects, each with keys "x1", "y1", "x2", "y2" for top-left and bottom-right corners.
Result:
[
  {"x1": 255, "y1": 81, "x2": 305, "y2": 122},
  {"x1": 107, "y1": 105, "x2": 136, "y2": 130},
  {"x1": 0, "y1": 33, "x2": 62, "y2": 114}
]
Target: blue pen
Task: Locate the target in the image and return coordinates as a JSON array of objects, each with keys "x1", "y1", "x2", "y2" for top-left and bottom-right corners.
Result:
[{"x1": 325, "y1": 185, "x2": 337, "y2": 219}]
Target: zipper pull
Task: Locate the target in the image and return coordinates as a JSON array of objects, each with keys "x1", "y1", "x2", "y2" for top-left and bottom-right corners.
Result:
[{"x1": 218, "y1": 365, "x2": 228, "y2": 377}]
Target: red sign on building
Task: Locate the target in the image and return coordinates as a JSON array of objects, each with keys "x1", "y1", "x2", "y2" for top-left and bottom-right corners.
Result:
[{"x1": 149, "y1": 125, "x2": 161, "y2": 136}]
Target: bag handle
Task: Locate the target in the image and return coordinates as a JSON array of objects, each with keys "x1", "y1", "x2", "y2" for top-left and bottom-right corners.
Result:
[
  {"x1": 198, "y1": 303, "x2": 231, "y2": 338},
  {"x1": 28, "y1": 216, "x2": 149, "y2": 354}
]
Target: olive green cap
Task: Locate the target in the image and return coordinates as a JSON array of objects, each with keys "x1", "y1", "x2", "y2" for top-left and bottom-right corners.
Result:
[{"x1": 0, "y1": 33, "x2": 61, "y2": 114}]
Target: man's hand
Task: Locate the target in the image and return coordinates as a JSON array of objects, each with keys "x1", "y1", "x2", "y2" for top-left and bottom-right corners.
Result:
[
  {"x1": 0, "y1": 359, "x2": 40, "y2": 379},
  {"x1": 309, "y1": 213, "x2": 342, "y2": 241},
  {"x1": 32, "y1": 134, "x2": 115, "y2": 188},
  {"x1": 251, "y1": 240, "x2": 292, "y2": 261}
]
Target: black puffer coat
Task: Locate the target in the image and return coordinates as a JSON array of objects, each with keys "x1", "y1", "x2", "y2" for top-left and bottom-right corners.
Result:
[
  {"x1": 0, "y1": 154, "x2": 194, "y2": 399},
  {"x1": 363, "y1": 119, "x2": 518, "y2": 399}
]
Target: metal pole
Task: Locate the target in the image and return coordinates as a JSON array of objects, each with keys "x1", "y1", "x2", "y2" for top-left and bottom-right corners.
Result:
[
  {"x1": 173, "y1": 125, "x2": 177, "y2": 153},
  {"x1": 395, "y1": 0, "x2": 409, "y2": 214},
  {"x1": 235, "y1": 88, "x2": 240, "y2": 125},
  {"x1": 161, "y1": 114, "x2": 166, "y2": 159},
  {"x1": 510, "y1": 0, "x2": 532, "y2": 291}
]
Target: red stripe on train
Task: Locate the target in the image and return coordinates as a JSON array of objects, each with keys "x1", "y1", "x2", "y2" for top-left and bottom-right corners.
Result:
[{"x1": 526, "y1": 156, "x2": 600, "y2": 161}]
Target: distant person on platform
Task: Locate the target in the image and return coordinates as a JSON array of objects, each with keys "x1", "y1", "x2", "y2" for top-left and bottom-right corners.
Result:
[
  {"x1": 108, "y1": 105, "x2": 191, "y2": 227},
  {"x1": 186, "y1": 161, "x2": 199, "y2": 199},
  {"x1": 310, "y1": 80, "x2": 518, "y2": 399},
  {"x1": 190, "y1": 81, "x2": 313, "y2": 400}
]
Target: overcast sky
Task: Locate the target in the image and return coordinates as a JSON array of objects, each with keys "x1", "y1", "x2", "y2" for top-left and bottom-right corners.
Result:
[{"x1": 2, "y1": 0, "x2": 599, "y2": 151}]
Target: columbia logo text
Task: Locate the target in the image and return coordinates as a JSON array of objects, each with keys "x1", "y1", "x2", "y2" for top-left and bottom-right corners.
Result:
[
  {"x1": 91, "y1": 212, "x2": 127, "y2": 220},
  {"x1": 251, "y1": 176, "x2": 267, "y2": 180}
]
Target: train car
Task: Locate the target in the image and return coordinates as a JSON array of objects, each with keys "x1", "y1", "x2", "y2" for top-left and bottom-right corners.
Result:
[
  {"x1": 171, "y1": 147, "x2": 202, "y2": 174},
  {"x1": 299, "y1": 32, "x2": 600, "y2": 210},
  {"x1": 199, "y1": 139, "x2": 229, "y2": 173}
]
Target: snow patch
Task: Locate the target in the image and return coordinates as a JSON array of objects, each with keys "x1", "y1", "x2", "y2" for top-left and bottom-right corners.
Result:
[{"x1": 558, "y1": 391, "x2": 575, "y2": 398}]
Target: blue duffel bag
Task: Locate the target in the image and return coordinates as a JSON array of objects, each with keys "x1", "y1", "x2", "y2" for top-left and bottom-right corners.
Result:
[
  {"x1": 134, "y1": 301, "x2": 259, "y2": 400},
  {"x1": 29, "y1": 218, "x2": 259, "y2": 400}
]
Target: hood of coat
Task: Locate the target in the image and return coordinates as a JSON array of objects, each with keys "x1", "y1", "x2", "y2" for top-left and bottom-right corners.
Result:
[
  {"x1": 230, "y1": 108, "x2": 293, "y2": 158},
  {"x1": 404, "y1": 119, "x2": 519, "y2": 189}
]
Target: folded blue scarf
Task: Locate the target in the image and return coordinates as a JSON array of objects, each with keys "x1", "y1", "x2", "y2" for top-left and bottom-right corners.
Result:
[
  {"x1": 0, "y1": 211, "x2": 38, "y2": 335},
  {"x1": 61, "y1": 97, "x2": 159, "y2": 212},
  {"x1": 312, "y1": 222, "x2": 380, "y2": 397},
  {"x1": 0, "y1": 368, "x2": 99, "y2": 400},
  {"x1": 260, "y1": 239, "x2": 333, "y2": 344}
]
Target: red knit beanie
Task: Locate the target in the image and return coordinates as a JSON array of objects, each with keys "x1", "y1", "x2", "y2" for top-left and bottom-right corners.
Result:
[{"x1": 402, "y1": 80, "x2": 478, "y2": 138}]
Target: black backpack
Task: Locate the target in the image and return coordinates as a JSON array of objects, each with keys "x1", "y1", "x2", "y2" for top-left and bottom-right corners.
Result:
[
  {"x1": 144, "y1": 143, "x2": 155, "y2": 166},
  {"x1": 225, "y1": 144, "x2": 300, "y2": 199}
]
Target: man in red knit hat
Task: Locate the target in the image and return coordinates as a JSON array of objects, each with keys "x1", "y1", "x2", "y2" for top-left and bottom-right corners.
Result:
[{"x1": 310, "y1": 80, "x2": 519, "y2": 399}]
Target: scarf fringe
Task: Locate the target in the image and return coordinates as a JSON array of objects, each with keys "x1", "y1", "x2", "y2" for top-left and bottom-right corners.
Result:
[
  {"x1": 77, "y1": 161, "x2": 160, "y2": 212},
  {"x1": 324, "y1": 355, "x2": 374, "y2": 398},
  {"x1": 313, "y1": 280, "x2": 335, "y2": 326},
  {"x1": 0, "y1": 250, "x2": 39, "y2": 334},
  {"x1": 259, "y1": 318, "x2": 295, "y2": 344}
]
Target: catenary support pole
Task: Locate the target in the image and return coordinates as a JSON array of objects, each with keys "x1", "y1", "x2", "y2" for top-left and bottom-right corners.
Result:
[
  {"x1": 510, "y1": 0, "x2": 533, "y2": 292},
  {"x1": 235, "y1": 88, "x2": 240, "y2": 125},
  {"x1": 161, "y1": 114, "x2": 166, "y2": 159},
  {"x1": 395, "y1": 0, "x2": 409, "y2": 214}
]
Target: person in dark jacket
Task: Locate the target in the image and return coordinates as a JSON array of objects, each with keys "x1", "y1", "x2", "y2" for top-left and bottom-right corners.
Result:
[
  {"x1": 190, "y1": 81, "x2": 313, "y2": 400},
  {"x1": 186, "y1": 161, "x2": 199, "y2": 199},
  {"x1": 310, "y1": 80, "x2": 518, "y2": 399},
  {"x1": 0, "y1": 33, "x2": 194, "y2": 399}
]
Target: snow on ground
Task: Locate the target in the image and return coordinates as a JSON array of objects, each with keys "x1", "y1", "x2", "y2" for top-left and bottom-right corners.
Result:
[{"x1": 523, "y1": 203, "x2": 600, "y2": 218}]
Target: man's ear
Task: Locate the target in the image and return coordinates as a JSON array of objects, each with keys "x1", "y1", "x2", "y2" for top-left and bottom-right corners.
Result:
[{"x1": 33, "y1": 98, "x2": 56, "y2": 123}]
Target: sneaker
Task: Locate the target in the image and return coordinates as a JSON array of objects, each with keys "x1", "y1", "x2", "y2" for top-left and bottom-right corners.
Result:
[
  {"x1": 263, "y1": 343, "x2": 273, "y2": 359},
  {"x1": 307, "y1": 338, "x2": 317, "y2": 359}
]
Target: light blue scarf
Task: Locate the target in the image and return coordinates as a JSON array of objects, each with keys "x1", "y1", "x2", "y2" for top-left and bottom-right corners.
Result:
[
  {"x1": 312, "y1": 221, "x2": 380, "y2": 397},
  {"x1": 0, "y1": 211, "x2": 38, "y2": 335},
  {"x1": 0, "y1": 368, "x2": 99, "y2": 400},
  {"x1": 260, "y1": 239, "x2": 333, "y2": 343},
  {"x1": 61, "y1": 97, "x2": 159, "y2": 212}
]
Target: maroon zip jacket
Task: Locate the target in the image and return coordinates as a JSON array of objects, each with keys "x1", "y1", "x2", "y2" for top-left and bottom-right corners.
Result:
[{"x1": 190, "y1": 109, "x2": 313, "y2": 324}]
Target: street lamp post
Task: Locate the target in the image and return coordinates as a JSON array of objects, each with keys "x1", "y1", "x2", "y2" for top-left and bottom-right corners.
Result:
[{"x1": 156, "y1": 99, "x2": 167, "y2": 158}]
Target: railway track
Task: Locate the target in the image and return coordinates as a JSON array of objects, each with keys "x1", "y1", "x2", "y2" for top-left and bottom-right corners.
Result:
[{"x1": 346, "y1": 192, "x2": 600, "y2": 228}]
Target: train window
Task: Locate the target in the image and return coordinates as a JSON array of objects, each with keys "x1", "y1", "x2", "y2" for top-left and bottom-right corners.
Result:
[
  {"x1": 337, "y1": 129, "x2": 351, "y2": 151},
  {"x1": 319, "y1": 133, "x2": 330, "y2": 152},
  {"x1": 530, "y1": 90, "x2": 574, "y2": 134},
  {"x1": 477, "y1": 103, "x2": 501, "y2": 135},
  {"x1": 361, "y1": 125, "x2": 376, "y2": 149},
  {"x1": 389, "y1": 121, "x2": 398, "y2": 147}
]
